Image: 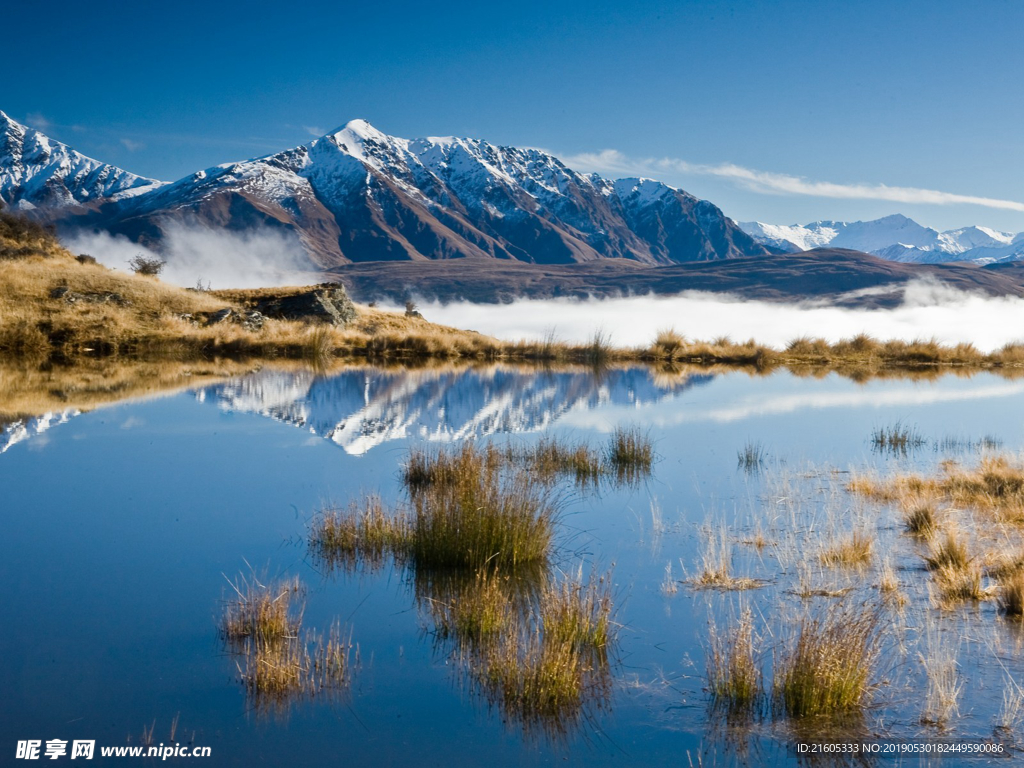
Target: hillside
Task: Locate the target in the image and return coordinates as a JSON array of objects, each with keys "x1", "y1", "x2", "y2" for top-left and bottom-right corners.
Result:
[{"x1": 328, "y1": 248, "x2": 1024, "y2": 307}]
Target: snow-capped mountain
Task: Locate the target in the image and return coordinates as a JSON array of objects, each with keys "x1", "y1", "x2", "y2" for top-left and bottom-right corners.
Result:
[
  {"x1": 740, "y1": 214, "x2": 1024, "y2": 264},
  {"x1": 3, "y1": 111, "x2": 768, "y2": 267},
  {"x1": 0, "y1": 112, "x2": 163, "y2": 210}
]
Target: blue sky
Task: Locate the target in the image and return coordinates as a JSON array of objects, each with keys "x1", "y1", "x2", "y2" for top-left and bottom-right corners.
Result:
[{"x1": 5, "y1": 0, "x2": 1023, "y2": 232}]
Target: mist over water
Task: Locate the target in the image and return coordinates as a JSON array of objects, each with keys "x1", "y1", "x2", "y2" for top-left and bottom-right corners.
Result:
[
  {"x1": 64, "y1": 224, "x2": 313, "y2": 289},
  {"x1": 418, "y1": 280, "x2": 1024, "y2": 352}
]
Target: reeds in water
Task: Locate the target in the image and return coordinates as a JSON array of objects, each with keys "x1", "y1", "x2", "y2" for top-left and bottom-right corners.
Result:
[
  {"x1": 773, "y1": 604, "x2": 880, "y2": 718},
  {"x1": 706, "y1": 608, "x2": 763, "y2": 715}
]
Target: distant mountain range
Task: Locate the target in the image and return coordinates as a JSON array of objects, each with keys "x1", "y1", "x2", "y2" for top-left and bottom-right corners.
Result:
[
  {"x1": 0, "y1": 110, "x2": 768, "y2": 268},
  {"x1": 740, "y1": 215, "x2": 1024, "y2": 264}
]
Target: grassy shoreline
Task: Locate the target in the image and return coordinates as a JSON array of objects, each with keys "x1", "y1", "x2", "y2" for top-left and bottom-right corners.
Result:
[{"x1": 3, "y1": 212, "x2": 1024, "y2": 374}]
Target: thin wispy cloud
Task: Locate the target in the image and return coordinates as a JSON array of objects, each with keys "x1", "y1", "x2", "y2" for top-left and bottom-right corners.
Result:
[
  {"x1": 25, "y1": 112, "x2": 52, "y2": 131},
  {"x1": 559, "y1": 148, "x2": 1024, "y2": 213},
  {"x1": 303, "y1": 125, "x2": 326, "y2": 137},
  {"x1": 119, "y1": 138, "x2": 145, "y2": 152}
]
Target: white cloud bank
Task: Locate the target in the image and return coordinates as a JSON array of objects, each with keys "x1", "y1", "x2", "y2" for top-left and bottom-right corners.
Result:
[
  {"x1": 559, "y1": 149, "x2": 1024, "y2": 213},
  {"x1": 63, "y1": 224, "x2": 313, "y2": 289},
  {"x1": 417, "y1": 281, "x2": 1024, "y2": 354}
]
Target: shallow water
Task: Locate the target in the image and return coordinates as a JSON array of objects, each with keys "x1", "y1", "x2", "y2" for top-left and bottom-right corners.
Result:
[{"x1": 3, "y1": 364, "x2": 1024, "y2": 766}]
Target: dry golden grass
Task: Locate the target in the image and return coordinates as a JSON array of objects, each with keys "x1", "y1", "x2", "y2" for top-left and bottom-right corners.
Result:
[
  {"x1": 774, "y1": 604, "x2": 880, "y2": 719},
  {"x1": 818, "y1": 530, "x2": 874, "y2": 568},
  {"x1": 6, "y1": 214, "x2": 1024, "y2": 378},
  {"x1": 1000, "y1": 571, "x2": 1024, "y2": 618},
  {"x1": 237, "y1": 622, "x2": 351, "y2": 716},
  {"x1": 706, "y1": 608, "x2": 764, "y2": 715},
  {"x1": 220, "y1": 573, "x2": 303, "y2": 649},
  {"x1": 924, "y1": 528, "x2": 973, "y2": 572},
  {"x1": 850, "y1": 456, "x2": 1024, "y2": 523}
]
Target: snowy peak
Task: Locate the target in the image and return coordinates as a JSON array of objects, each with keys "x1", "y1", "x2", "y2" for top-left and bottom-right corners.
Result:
[
  {"x1": 0, "y1": 111, "x2": 164, "y2": 210},
  {"x1": 740, "y1": 215, "x2": 1024, "y2": 264},
  {"x1": 71, "y1": 117, "x2": 767, "y2": 267}
]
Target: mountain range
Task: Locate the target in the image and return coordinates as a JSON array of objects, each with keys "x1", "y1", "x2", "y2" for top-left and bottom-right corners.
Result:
[
  {"x1": 0, "y1": 110, "x2": 768, "y2": 268},
  {"x1": 5, "y1": 108, "x2": 1024, "y2": 304},
  {"x1": 740, "y1": 215, "x2": 1024, "y2": 264}
]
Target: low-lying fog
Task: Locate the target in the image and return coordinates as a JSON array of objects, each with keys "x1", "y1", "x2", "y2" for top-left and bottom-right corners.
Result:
[{"x1": 416, "y1": 280, "x2": 1024, "y2": 353}]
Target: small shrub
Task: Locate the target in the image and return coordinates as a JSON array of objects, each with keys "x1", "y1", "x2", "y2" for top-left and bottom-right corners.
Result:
[{"x1": 127, "y1": 253, "x2": 165, "y2": 276}]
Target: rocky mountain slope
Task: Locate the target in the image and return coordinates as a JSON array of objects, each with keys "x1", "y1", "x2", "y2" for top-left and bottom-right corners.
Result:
[
  {"x1": 0, "y1": 111, "x2": 769, "y2": 268},
  {"x1": 0, "y1": 111, "x2": 163, "y2": 210}
]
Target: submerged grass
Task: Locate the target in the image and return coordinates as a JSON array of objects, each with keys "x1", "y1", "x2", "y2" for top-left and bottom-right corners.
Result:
[
  {"x1": 237, "y1": 622, "x2": 351, "y2": 715},
  {"x1": 871, "y1": 421, "x2": 926, "y2": 456},
  {"x1": 737, "y1": 440, "x2": 768, "y2": 474}
]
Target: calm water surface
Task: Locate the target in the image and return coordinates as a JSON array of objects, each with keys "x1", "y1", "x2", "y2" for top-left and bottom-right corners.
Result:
[{"x1": 3, "y1": 365, "x2": 1024, "y2": 766}]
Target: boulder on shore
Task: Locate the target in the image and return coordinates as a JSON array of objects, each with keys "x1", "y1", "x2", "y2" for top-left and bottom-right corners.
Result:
[{"x1": 253, "y1": 284, "x2": 356, "y2": 326}]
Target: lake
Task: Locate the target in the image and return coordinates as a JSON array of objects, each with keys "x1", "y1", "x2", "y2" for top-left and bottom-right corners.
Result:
[{"x1": 3, "y1": 363, "x2": 1024, "y2": 765}]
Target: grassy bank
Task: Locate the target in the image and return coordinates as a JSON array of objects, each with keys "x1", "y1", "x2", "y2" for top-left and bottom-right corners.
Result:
[{"x1": 4, "y1": 211, "x2": 1024, "y2": 374}]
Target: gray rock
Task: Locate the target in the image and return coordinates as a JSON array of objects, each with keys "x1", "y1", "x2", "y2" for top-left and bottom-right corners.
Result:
[
  {"x1": 50, "y1": 286, "x2": 131, "y2": 306},
  {"x1": 254, "y1": 284, "x2": 356, "y2": 326},
  {"x1": 206, "y1": 308, "x2": 235, "y2": 325}
]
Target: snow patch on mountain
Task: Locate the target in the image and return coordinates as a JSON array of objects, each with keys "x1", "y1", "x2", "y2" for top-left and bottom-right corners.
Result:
[{"x1": 0, "y1": 111, "x2": 164, "y2": 209}]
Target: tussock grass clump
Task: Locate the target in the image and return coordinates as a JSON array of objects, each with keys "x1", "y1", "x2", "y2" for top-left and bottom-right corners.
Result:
[
  {"x1": 774, "y1": 604, "x2": 880, "y2": 719},
  {"x1": 706, "y1": 609, "x2": 763, "y2": 715},
  {"x1": 409, "y1": 448, "x2": 557, "y2": 571},
  {"x1": 691, "y1": 524, "x2": 762, "y2": 590},
  {"x1": 477, "y1": 629, "x2": 594, "y2": 736},
  {"x1": 309, "y1": 495, "x2": 411, "y2": 572},
  {"x1": 878, "y1": 559, "x2": 907, "y2": 606},
  {"x1": 503, "y1": 437, "x2": 605, "y2": 486},
  {"x1": 932, "y1": 563, "x2": 987, "y2": 604},
  {"x1": 446, "y1": 566, "x2": 617, "y2": 739},
  {"x1": 818, "y1": 530, "x2": 874, "y2": 568},
  {"x1": 221, "y1": 573, "x2": 303, "y2": 648},
  {"x1": 607, "y1": 425, "x2": 654, "y2": 482},
  {"x1": 999, "y1": 571, "x2": 1024, "y2": 618},
  {"x1": 923, "y1": 528, "x2": 972, "y2": 572},
  {"x1": 903, "y1": 500, "x2": 939, "y2": 537},
  {"x1": 943, "y1": 455, "x2": 1024, "y2": 519},
  {"x1": 402, "y1": 442, "x2": 504, "y2": 491},
  {"x1": 652, "y1": 328, "x2": 686, "y2": 359}
]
